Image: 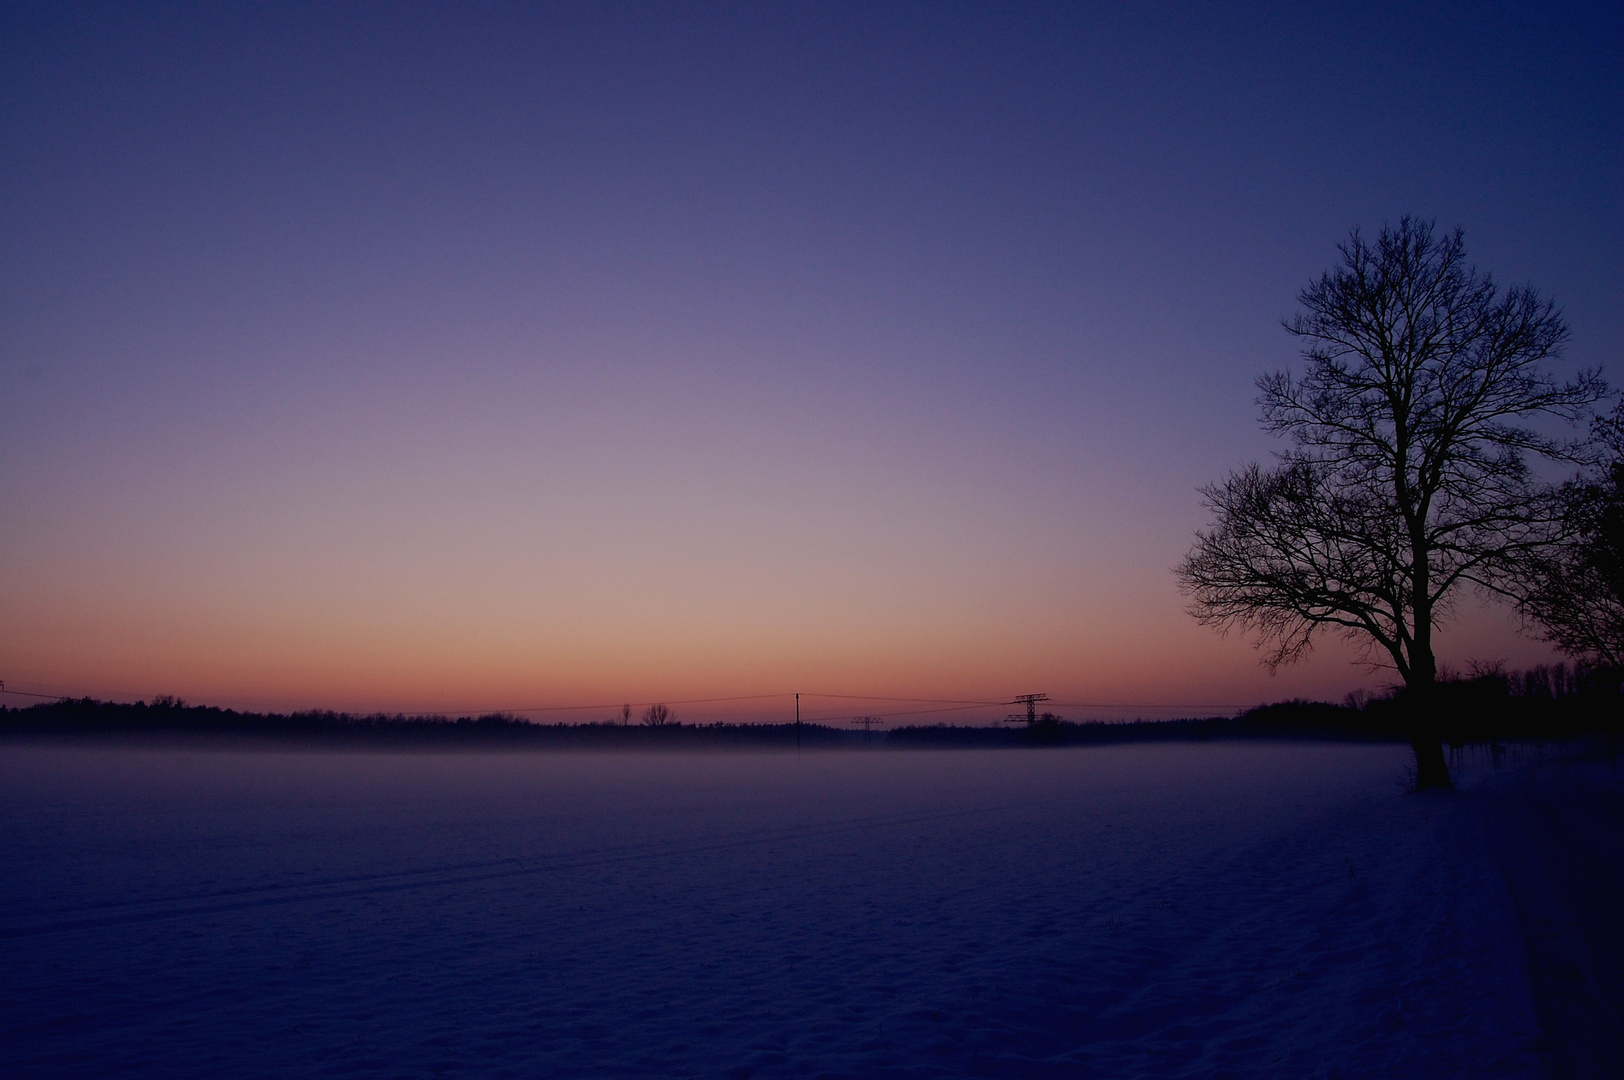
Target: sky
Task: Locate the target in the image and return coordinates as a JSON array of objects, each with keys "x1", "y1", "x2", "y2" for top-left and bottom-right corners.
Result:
[{"x1": 2, "y1": 1, "x2": 1621, "y2": 722}]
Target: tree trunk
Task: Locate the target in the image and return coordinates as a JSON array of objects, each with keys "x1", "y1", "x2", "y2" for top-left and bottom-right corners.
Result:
[
  {"x1": 1410, "y1": 726, "x2": 1453, "y2": 790},
  {"x1": 1406, "y1": 678, "x2": 1454, "y2": 791},
  {"x1": 1405, "y1": 587, "x2": 1453, "y2": 790}
]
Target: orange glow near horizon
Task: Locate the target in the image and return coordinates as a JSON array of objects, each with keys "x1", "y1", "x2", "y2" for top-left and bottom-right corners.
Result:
[
  {"x1": 3, "y1": 552, "x2": 1558, "y2": 721},
  {"x1": 1, "y1": 6, "x2": 1602, "y2": 721}
]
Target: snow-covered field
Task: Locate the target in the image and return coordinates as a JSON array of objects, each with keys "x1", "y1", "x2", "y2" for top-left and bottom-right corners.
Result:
[{"x1": 0, "y1": 742, "x2": 1556, "y2": 1078}]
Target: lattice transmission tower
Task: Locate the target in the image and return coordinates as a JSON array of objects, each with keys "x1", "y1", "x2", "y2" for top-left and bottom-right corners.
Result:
[{"x1": 1005, "y1": 693, "x2": 1050, "y2": 725}]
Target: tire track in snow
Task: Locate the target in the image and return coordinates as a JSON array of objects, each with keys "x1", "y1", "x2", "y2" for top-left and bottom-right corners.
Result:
[{"x1": 0, "y1": 792, "x2": 1090, "y2": 939}]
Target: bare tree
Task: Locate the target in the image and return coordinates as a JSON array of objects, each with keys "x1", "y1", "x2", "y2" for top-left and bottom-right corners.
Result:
[
  {"x1": 621, "y1": 703, "x2": 633, "y2": 727},
  {"x1": 1178, "y1": 218, "x2": 1605, "y2": 789},
  {"x1": 1520, "y1": 403, "x2": 1624, "y2": 669},
  {"x1": 641, "y1": 703, "x2": 675, "y2": 727}
]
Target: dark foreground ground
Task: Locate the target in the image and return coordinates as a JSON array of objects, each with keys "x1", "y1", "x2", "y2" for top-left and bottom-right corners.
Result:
[{"x1": 1481, "y1": 749, "x2": 1624, "y2": 1078}]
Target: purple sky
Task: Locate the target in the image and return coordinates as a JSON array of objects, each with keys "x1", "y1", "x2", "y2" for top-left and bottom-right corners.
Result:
[{"x1": 3, "y1": 2, "x2": 1620, "y2": 720}]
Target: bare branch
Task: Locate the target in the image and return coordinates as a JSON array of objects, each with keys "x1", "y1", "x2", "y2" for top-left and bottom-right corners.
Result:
[{"x1": 1180, "y1": 217, "x2": 1608, "y2": 694}]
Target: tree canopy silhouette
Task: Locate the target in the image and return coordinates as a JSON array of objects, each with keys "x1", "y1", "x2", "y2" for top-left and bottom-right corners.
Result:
[
  {"x1": 1178, "y1": 218, "x2": 1605, "y2": 789},
  {"x1": 1520, "y1": 402, "x2": 1624, "y2": 670},
  {"x1": 641, "y1": 703, "x2": 676, "y2": 727}
]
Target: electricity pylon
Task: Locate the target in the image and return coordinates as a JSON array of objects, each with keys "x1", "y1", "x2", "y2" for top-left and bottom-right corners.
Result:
[{"x1": 1005, "y1": 693, "x2": 1050, "y2": 725}]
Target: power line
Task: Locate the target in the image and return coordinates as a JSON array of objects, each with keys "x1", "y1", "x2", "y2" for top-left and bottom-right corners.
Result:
[
  {"x1": 1047, "y1": 701, "x2": 1251, "y2": 711},
  {"x1": 824, "y1": 691, "x2": 1248, "y2": 712},
  {"x1": 453, "y1": 693, "x2": 789, "y2": 715},
  {"x1": 797, "y1": 692, "x2": 1006, "y2": 705},
  {"x1": 0, "y1": 686, "x2": 80, "y2": 699},
  {"x1": 800, "y1": 702, "x2": 998, "y2": 722}
]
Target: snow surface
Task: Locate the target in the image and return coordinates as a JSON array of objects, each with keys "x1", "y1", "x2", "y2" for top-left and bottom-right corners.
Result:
[
  {"x1": 0, "y1": 742, "x2": 1551, "y2": 1078},
  {"x1": 1479, "y1": 750, "x2": 1624, "y2": 1077}
]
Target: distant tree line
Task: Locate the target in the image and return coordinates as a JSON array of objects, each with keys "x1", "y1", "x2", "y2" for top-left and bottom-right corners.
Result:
[
  {"x1": 1358, "y1": 659, "x2": 1621, "y2": 749},
  {"x1": 4, "y1": 671, "x2": 1612, "y2": 749},
  {"x1": 0, "y1": 699, "x2": 847, "y2": 748}
]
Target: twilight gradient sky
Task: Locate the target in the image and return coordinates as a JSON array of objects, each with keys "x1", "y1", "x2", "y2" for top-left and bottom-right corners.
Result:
[{"x1": 3, "y1": 2, "x2": 1621, "y2": 720}]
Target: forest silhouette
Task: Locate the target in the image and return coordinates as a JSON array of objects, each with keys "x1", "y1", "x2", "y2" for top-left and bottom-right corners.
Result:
[{"x1": 3, "y1": 663, "x2": 1615, "y2": 755}]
